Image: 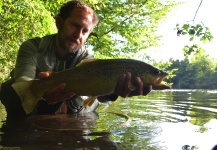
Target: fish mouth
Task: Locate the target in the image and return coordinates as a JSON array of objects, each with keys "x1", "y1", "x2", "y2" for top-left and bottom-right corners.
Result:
[
  {"x1": 155, "y1": 76, "x2": 165, "y2": 85},
  {"x1": 152, "y1": 73, "x2": 171, "y2": 90},
  {"x1": 155, "y1": 73, "x2": 168, "y2": 85}
]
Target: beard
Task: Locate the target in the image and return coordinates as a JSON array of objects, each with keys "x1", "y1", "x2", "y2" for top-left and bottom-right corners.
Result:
[{"x1": 57, "y1": 31, "x2": 82, "y2": 54}]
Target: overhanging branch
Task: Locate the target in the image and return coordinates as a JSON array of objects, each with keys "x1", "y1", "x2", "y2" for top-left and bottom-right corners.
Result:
[{"x1": 193, "y1": 0, "x2": 203, "y2": 24}]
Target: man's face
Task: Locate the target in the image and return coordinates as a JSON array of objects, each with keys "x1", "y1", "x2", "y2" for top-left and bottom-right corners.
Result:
[{"x1": 56, "y1": 8, "x2": 93, "y2": 54}]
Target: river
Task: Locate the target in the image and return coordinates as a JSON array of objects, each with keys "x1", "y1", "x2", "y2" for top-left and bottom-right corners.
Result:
[{"x1": 0, "y1": 89, "x2": 217, "y2": 150}]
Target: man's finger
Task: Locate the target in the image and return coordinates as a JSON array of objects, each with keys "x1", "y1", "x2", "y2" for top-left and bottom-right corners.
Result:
[
  {"x1": 142, "y1": 85, "x2": 152, "y2": 96},
  {"x1": 114, "y1": 74, "x2": 126, "y2": 95},
  {"x1": 48, "y1": 83, "x2": 66, "y2": 94},
  {"x1": 46, "y1": 92, "x2": 75, "y2": 104},
  {"x1": 121, "y1": 72, "x2": 132, "y2": 97},
  {"x1": 128, "y1": 77, "x2": 143, "y2": 97},
  {"x1": 56, "y1": 92, "x2": 76, "y2": 102},
  {"x1": 38, "y1": 71, "x2": 52, "y2": 79},
  {"x1": 42, "y1": 83, "x2": 67, "y2": 102}
]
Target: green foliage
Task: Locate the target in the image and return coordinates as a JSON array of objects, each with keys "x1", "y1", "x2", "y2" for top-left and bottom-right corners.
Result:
[
  {"x1": 0, "y1": 0, "x2": 178, "y2": 81},
  {"x1": 175, "y1": 23, "x2": 213, "y2": 57},
  {"x1": 0, "y1": 0, "x2": 57, "y2": 81},
  {"x1": 87, "y1": 0, "x2": 178, "y2": 58},
  {"x1": 176, "y1": 23, "x2": 213, "y2": 42},
  {"x1": 166, "y1": 50, "x2": 217, "y2": 89},
  {"x1": 182, "y1": 44, "x2": 203, "y2": 56}
]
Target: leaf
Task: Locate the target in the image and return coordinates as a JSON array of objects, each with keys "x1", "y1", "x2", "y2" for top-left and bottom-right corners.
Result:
[
  {"x1": 183, "y1": 24, "x2": 190, "y2": 30},
  {"x1": 188, "y1": 29, "x2": 195, "y2": 35},
  {"x1": 189, "y1": 36, "x2": 194, "y2": 41}
]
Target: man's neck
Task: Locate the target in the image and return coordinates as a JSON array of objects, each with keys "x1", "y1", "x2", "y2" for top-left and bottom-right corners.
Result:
[{"x1": 55, "y1": 35, "x2": 68, "y2": 59}]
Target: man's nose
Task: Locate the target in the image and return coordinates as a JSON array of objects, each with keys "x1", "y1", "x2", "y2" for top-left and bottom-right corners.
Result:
[{"x1": 73, "y1": 29, "x2": 82, "y2": 39}]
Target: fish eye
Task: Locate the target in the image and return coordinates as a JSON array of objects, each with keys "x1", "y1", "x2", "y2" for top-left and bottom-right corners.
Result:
[{"x1": 154, "y1": 70, "x2": 161, "y2": 75}]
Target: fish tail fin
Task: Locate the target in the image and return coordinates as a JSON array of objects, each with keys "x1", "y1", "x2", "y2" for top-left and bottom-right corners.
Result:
[
  {"x1": 83, "y1": 96, "x2": 97, "y2": 107},
  {"x1": 12, "y1": 81, "x2": 41, "y2": 114}
]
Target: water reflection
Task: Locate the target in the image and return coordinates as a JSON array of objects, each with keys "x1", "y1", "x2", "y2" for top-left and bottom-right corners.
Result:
[
  {"x1": 96, "y1": 89, "x2": 217, "y2": 149},
  {"x1": 0, "y1": 89, "x2": 217, "y2": 149},
  {"x1": 0, "y1": 113, "x2": 117, "y2": 149}
]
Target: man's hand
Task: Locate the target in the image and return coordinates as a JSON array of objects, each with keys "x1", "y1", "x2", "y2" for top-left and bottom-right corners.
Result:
[
  {"x1": 98, "y1": 72, "x2": 152, "y2": 103},
  {"x1": 38, "y1": 72, "x2": 75, "y2": 104},
  {"x1": 114, "y1": 72, "x2": 152, "y2": 97}
]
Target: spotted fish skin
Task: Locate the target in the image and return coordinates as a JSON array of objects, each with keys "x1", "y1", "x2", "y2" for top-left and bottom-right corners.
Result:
[
  {"x1": 32, "y1": 59, "x2": 169, "y2": 95},
  {"x1": 12, "y1": 59, "x2": 170, "y2": 113}
]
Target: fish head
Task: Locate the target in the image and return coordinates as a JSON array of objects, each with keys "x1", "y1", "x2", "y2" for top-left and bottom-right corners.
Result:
[{"x1": 139, "y1": 65, "x2": 170, "y2": 90}]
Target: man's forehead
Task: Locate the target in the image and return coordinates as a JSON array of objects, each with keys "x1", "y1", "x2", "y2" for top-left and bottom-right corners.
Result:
[
  {"x1": 68, "y1": 8, "x2": 94, "y2": 28},
  {"x1": 70, "y1": 8, "x2": 93, "y2": 21}
]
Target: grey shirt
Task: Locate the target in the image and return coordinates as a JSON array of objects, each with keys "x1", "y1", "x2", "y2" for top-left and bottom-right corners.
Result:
[
  {"x1": 11, "y1": 34, "x2": 96, "y2": 114},
  {"x1": 13, "y1": 34, "x2": 94, "y2": 82},
  {"x1": 1, "y1": 34, "x2": 115, "y2": 115}
]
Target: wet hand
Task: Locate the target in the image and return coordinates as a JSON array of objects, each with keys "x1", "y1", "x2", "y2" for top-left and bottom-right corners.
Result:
[
  {"x1": 114, "y1": 72, "x2": 152, "y2": 98},
  {"x1": 38, "y1": 72, "x2": 75, "y2": 104},
  {"x1": 38, "y1": 71, "x2": 53, "y2": 79}
]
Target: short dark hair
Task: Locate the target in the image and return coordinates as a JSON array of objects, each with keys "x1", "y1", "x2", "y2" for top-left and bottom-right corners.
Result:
[{"x1": 57, "y1": 0, "x2": 98, "y2": 27}]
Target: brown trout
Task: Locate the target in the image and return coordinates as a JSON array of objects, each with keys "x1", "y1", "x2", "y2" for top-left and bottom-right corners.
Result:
[{"x1": 12, "y1": 59, "x2": 170, "y2": 114}]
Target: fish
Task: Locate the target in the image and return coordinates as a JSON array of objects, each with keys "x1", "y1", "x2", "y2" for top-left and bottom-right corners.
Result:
[{"x1": 12, "y1": 59, "x2": 170, "y2": 114}]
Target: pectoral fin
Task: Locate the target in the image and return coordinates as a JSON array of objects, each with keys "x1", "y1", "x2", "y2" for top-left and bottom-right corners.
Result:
[{"x1": 83, "y1": 96, "x2": 97, "y2": 107}]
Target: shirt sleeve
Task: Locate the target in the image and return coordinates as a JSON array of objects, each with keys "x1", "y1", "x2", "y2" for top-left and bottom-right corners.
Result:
[{"x1": 14, "y1": 38, "x2": 40, "y2": 82}]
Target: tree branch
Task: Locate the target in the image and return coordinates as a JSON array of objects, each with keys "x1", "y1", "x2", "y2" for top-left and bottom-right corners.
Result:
[
  {"x1": 103, "y1": 13, "x2": 136, "y2": 35},
  {"x1": 193, "y1": 0, "x2": 203, "y2": 24},
  {"x1": 102, "y1": 0, "x2": 148, "y2": 36}
]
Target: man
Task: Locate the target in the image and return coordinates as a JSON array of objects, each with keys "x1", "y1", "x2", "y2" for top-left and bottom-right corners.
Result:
[{"x1": 0, "y1": 1, "x2": 152, "y2": 117}]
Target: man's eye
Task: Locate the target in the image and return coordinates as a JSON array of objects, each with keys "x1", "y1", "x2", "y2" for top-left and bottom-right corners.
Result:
[{"x1": 83, "y1": 29, "x2": 88, "y2": 34}]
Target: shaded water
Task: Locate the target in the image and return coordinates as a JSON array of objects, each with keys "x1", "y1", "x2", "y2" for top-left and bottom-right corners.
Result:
[{"x1": 0, "y1": 89, "x2": 217, "y2": 150}]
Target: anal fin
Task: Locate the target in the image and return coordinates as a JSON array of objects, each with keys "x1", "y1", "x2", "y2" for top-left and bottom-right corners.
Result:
[{"x1": 83, "y1": 96, "x2": 97, "y2": 107}]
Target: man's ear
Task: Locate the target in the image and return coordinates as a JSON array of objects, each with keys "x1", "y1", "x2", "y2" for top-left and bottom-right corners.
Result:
[{"x1": 55, "y1": 16, "x2": 63, "y2": 30}]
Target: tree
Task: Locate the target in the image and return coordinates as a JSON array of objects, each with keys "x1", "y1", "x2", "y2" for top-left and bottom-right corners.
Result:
[
  {"x1": 86, "y1": 0, "x2": 179, "y2": 58},
  {"x1": 166, "y1": 59, "x2": 192, "y2": 89},
  {"x1": 175, "y1": 0, "x2": 213, "y2": 57},
  {"x1": 190, "y1": 50, "x2": 217, "y2": 89},
  {"x1": 0, "y1": 0, "x2": 58, "y2": 81},
  {"x1": 0, "y1": 0, "x2": 178, "y2": 81},
  {"x1": 167, "y1": 50, "x2": 217, "y2": 89}
]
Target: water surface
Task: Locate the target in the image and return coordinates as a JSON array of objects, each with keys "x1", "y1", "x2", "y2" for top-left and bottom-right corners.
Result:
[{"x1": 0, "y1": 89, "x2": 217, "y2": 150}]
